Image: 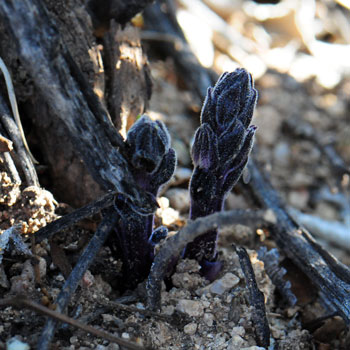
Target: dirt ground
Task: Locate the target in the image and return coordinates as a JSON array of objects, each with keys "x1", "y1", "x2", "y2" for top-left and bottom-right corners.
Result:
[{"x1": 1, "y1": 0, "x2": 350, "y2": 349}]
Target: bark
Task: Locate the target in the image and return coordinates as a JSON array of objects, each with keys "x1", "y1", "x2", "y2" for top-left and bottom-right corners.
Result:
[{"x1": 0, "y1": 0, "x2": 153, "y2": 208}]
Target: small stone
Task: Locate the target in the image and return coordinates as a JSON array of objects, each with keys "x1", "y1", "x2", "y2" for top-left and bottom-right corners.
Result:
[
  {"x1": 254, "y1": 105, "x2": 281, "y2": 146},
  {"x1": 165, "y1": 188, "x2": 190, "y2": 213},
  {"x1": 172, "y1": 271, "x2": 205, "y2": 290},
  {"x1": 162, "y1": 305, "x2": 175, "y2": 316},
  {"x1": 70, "y1": 336, "x2": 78, "y2": 345},
  {"x1": 156, "y1": 197, "x2": 179, "y2": 225},
  {"x1": 55, "y1": 274, "x2": 65, "y2": 282},
  {"x1": 176, "y1": 259, "x2": 201, "y2": 274},
  {"x1": 241, "y1": 347, "x2": 266, "y2": 350},
  {"x1": 121, "y1": 333, "x2": 130, "y2": 339},
  {"x1": 6, "y1": 338, "x2": 30, "y2": 350},
  {"x1": 184, "y1": 323, "x2": 197, "y2": 335},
  {"x1": 82, "y1": 270, "x2": 94, "y2": 288},
  {"x1": 172, "y1": 138, "x2": 191, "y2": 166},
  {"x1": 10, "y1": 260, "x2": 35, "y2": 294},
  {"x1": 227, "y1": 335, "x2": 246, "y2": 349},
  {"x1": 106, "y1": 344, "x2": 120, "y2": 350},
  {"x1": 136, "y1": 302, "x2": 145, "y2": 310},
  {"x1": 315, "y1": 202, "x2": 339, "y2": 221},
  {"x1": 96, "y1": 346, "x2": 107, "y2": 350},
  {"x1": 203, "y1": 313, "x2": 214, "y2": 327},
  {"x1": 230, "y1": 326, "x2": 245, "y2": 338},
  {"x1": 273, "y1": 142, "x2": 290, "y2": 166},
  {"x1": 205, "y1": 273, "x2": 240, "y2": 295},
  {"x1": 176, "y1": 299, "x2": 204, "y2": 317},
  {"x1": 173, "y1": 167, "x2": 192, "y2": 185},
  {"x1": 288, "y1": 190, "x2": 309, "y2": 209},
  {"x1": 102, "y1": 314, "x2": 114, "y2": 323},
  {"x1": 37, "y1": 257, "x2": 47, "y2": 279}
]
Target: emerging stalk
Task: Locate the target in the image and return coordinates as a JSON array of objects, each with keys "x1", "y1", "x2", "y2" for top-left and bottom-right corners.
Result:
[
  {"x1": 184, "y1": 68, "x2": 258, "y2": 280},
  {"x1": 113, "y1": 115, "x2": 176, "y2": 289}
]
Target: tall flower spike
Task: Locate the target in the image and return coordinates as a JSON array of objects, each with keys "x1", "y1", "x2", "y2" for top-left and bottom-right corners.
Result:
[
  {"x1": 113, "y1": 115, "x2": 176, "y2": 289},
  {"x1": 184, "y1": 69, "x2": 258, "y2": 280}
]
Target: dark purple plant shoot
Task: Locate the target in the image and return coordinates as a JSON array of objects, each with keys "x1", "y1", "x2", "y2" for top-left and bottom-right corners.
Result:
[
  {"x1": 113, "y1": 115, "x2": 176, "y2": 289},
  {"x1": 184, "y1": 68, "x2": 258, "y2": 279}
]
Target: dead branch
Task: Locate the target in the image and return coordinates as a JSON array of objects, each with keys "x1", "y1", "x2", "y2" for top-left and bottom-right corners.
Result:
[
  {"x1": 247, "y1": 160, "x2": 350, "y2": 324},
  {"x1": 143, "y1": 1, "x2": 213, "y2": 100},
  {"x1": 147, "y1": 209, "x2": 276, "y2": 311},
  {"x1": 0, "y1": 0, "x2": 155, "y2": 213},
  {"x1": 35, "y1": 190, "x2": 116, "y2": 243},
  {"x1": 37, "y1": 207, "x2": 118, "y2": 349},
  {"x1": 0, "y1": 94, "x2": 39, "y2": 186},
  {"x1": 233, "y1": 245, "x2": 270, "y2": 348},
  {"x1": 0, "y1": 295, "x2": 150, "y2": 350}
]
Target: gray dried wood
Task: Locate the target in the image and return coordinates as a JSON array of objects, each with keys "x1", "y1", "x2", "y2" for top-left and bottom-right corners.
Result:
[{"x1": 0, "y1": 0, "x2": 156, "y2": 213}]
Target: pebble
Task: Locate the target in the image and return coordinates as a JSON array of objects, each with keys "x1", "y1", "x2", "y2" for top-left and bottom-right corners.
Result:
[
  {"x1": 227, "y1": 335, "x2": 246, "y2": 349},
  {"x1": 288, "y1": 190, "x2": 309, "y2": 209},
  {"x1": 10, "y1": 260, "x2": 35, "y2": 294},
  {"x1": 156, "y1": 197, "x2": 179, "y2": 225},
  {"x1": 315, "y1": 202, "x2": 339, "y2": 221},
  {"x1": 176, "y1": 259, "x2": 201, "y2": 274},
  {"x1": 172, "y1": 138, "x2": 191, "y2": 166},
  {"x1": 254, "y1": 106, "x2": 282, "y2": 146},
  {"x1": 6, "y1": 338, "x2": 30, "y2": 350},
  {"x1": 165, "y1": 188, "x2": 190, "y2": 213},
  {"x1": 230, "y1": 326, "x2": 246, "y2": 337},
  {"x1": 176, "y1": 299, "x2": 204, "y2": 317},
  {"x1": 203, "y1": 313, "x2": 214, "y2": 327},
  {"x1": 102, "y1": 314, "x2": 114, "y2": 323},
  {"x1": 37, "y1": 257, "x2": 47, "y2": 279},
  {"x1": 106, "y1": 344, "x2": 120, "y2": 350},
  {"x1": 96, "y1": 346, "x2": 107, "y2": 350},
  {"x1": 184, "y1": 322, "x2": 197, "y2": 335},
  {"x1": 70, "y1": 336, "x2": 78, "y2": 345},
  {"x1": 172, "y1": 272, "x2": 203, "y2": 289},
  {"x1": 196, "y1": 273, "x2": 240, "y2": 296},
  {"x1": 273, "y1": 142, "x2": 290, "y2": 166},
  {"x1": 173, "y1": 167, "x2": 192, "y2": 186},
  {"x1": 162, "y1": 305, "x2": 175, "y2": 316}
]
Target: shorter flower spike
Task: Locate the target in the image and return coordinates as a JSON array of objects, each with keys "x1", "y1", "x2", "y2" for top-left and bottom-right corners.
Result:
[
  {"x1": 126, "y1": 115, "x2": 171, "y2": 174},
  {"x1": 184, "y1": 68, "x2": 258, "y2": 279},
  {"x1": 112, "y1": 115, "x2": 176, "y2": 289}
]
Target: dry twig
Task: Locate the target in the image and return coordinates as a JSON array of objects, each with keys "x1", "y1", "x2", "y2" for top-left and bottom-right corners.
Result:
[
  {"x1": 0, "y1": 295, "x2": 150, "y2": 350},
  {"x1": 147, "y1": 208, "x2": 276, "y2": 311},
  {"x1": 233, "y1": 245, "x2": 270, "y2": 348},
  {"x1": 35, "y1": 190, "x2": 116, "y2": 243},
  {"x1": 37, "y1": 207, "x2": 118, "y2": 349}
]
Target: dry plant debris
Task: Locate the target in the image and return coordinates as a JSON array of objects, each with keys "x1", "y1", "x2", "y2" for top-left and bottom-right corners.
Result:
[{"x1": 0, "y1": 0, "x2": 350, "y2": 349}]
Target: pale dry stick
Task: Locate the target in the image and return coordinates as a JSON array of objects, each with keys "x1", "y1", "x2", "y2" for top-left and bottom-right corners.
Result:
[
  {"x1": 141, "y1": 30, "x2": 185, "y2": 48},
  {"x1": 178, "y1": 0, "x2": 257, "y2": 53},
  {"x1": 147, "y1": 208, "x2": 276, "y2": 311},
  {"x1": 0, "y1": 295, "x2": 151, "y2": 350},
  {"x1": 288, "y1": 208, "x2": 350, "y2": 252},
  {"x1": 0, "y1": 95, "x2": 39, "y2": 186},
  {"x1": 0, "y1": 57, "x2": 38, "y2": 164}
]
